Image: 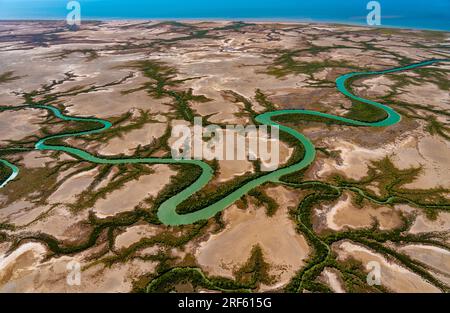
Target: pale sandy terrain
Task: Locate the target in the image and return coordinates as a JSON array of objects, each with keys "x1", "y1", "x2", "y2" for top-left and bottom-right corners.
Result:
[
  {"x1": 93, "y1": 164, "x2": 176, "y2": 217},
  {"x1": 408, "y1": 211, "x2": 450, "y2": 234},
  {"x1": 0, "y1": 109, "x2": 45, "y2": 142},
  {"x1": 175, "y1": 55, "x2": 310, "y2": 124},
  {"x1": 379, "y1": 45, "x2": 445, "y2": 62},
  {"x1": 354, "y1": 76, "x2": 395, "y2": 97},
  {"x1": 22, "y1": 205, "x2": 90, "y2": 243},
  {"x1": 48, "y1": 168, "x2": 98, "y2": 204},
  {"x1": 114, "y1": 224, "x2": 163, "y2": 250},
  {"x1": 99, "y1": 122, "x2": 167, "y2": 156},
  {"x1": 397, "y1": 135, "x2": 450, "y2": 189},
  {"x1": 196, "y1": 186, "x2": 309, "y2": 290},
  {"x1": 0, "y1": 199, "x2": 53, "y2": 227},
  {"x1": 0, "y1": 241, "x2": 157, "y2": 292},
  {"x1": 216, "y1": 160, "x2": 254, "y2": 182},
  {"x1": 169, "y1": 125, "x2": 293, "y2": 182},
  {"x1": 398, "y1": 244, "x2": 450, "y2": 278},
  {"x1": 333, "y1": 241, "x2": 441, "y2": 293},
  {"x1": 318, "y1": 133, "x2": 450, "y2": 189},
  {"x1": 318, "y1": 138, "x2": 395, "y2": 180},
  {"x1": 319, "y1": 48, "x2": 400, "y2": 68},
  {"x1": 321, "y1": 192, "x2": 402, "y2": 231},
  {"x1": 318, "y1": 267, "x2": 345, "y2": 293},
  {"x1": 20, "y1": 151, "x2": 61, "y2": 169},
  {"x1": 397, "y1": 82, "x2": 450, "y2": 111}
]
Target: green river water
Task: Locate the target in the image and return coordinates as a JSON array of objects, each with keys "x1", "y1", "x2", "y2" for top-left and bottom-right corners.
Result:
[{"x1": 0, "y1": 59, "x2": 448, "y2": 225}]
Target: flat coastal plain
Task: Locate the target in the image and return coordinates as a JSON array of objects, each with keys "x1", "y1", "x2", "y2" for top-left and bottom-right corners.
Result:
[{"x1": 0, "y1": 20, "x2": 449, "y2": 293}]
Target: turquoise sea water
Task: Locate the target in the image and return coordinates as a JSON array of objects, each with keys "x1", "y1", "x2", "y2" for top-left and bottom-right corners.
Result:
[{"x1": 0, "y1": 0, "x2": 449, "y2": 31}]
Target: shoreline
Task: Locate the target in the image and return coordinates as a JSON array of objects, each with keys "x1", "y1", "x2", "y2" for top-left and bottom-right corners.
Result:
[{"x1": 0, "y1": 17, "x2": 449, "y2": 33}]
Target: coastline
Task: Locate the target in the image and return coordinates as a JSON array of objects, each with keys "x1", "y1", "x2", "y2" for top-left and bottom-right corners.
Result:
[{"x1": 0, "y1": 17, "x2": 449, "y2": 33}]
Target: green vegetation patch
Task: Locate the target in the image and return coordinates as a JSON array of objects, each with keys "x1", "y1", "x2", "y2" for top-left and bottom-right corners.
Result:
[
  {"x1": 248, "y1": 186, "x2": 279, "y2": 216},
  {"x1": 124, "y1": 60, "x2": 211, "y2": 122},
  {"x1": 266, "y1": 50, "x2": 357, "y2": 78},
  {"x1": 234, "y1": 245, "x2": 276, "y2": 288},
  {"x1": 0, "y1": 71, "x2": 21, "y2": 84}
]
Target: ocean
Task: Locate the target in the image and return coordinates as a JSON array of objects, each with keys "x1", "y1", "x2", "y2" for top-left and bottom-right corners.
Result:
[{"x1": 0, "y1": 0, "x2": 449, "y2": 31}]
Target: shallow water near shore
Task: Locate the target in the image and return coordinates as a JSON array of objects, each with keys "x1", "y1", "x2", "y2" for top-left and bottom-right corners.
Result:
[{"x1": 0, "y1": 0, "x2": 449, "y2": 31}]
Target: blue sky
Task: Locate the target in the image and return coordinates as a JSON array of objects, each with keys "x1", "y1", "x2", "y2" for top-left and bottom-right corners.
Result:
[{"x1": 0, "y1": 0, "x2": 449, "y2": 31}]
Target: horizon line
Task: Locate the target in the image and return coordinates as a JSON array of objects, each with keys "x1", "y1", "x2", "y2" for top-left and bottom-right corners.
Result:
[{"x1": 0, "y1": 18, "x2": 449, "y2": 33}]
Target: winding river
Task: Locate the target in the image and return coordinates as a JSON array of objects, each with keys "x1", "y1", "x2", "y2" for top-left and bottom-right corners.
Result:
[{"x1": 0, "y1": 59, "x2": 448, "y2": 225}]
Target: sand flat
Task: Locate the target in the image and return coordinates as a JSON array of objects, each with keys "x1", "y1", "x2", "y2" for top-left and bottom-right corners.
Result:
[
  {"x1": 93, "y1": 164, "x2": 175, "y2": 217},
  {"x1": 196, "y1": 186, "x2": 309, "y2": 290},
  {"x1": 334, "y1": 240, "x2": 441, "y2": 293}
]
